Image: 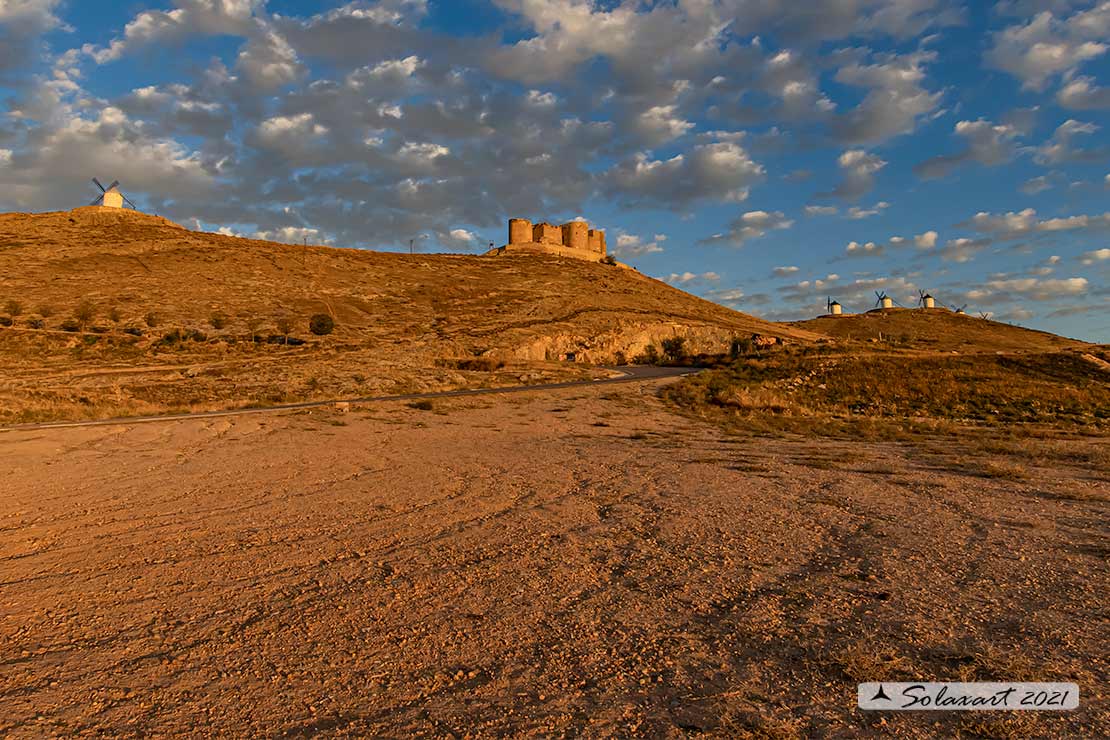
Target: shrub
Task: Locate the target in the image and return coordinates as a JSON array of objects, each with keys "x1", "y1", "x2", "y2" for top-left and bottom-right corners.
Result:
[
  {"x1": 0, "y1": 316, "x2": 12, "y2": 327},
  {"x1": 635, "y1": 344, "x2": 660, "y2": 365},
  {"x1": 730, "y1": 336, "x2": 752, "y2": 359},
  {"x1": 108, "y1": 306, "x2": 122, "y2": 322},
  {"x1": 27, "y1": 317, "x2": 45, "y2": 329},
  {"x1": 60, "y1": 318, "x2": 81, "y2": 332},
  {"x1": 162, "y1": 329, "x2": 183, "y2": 343},
  {"x1": 309, "y1": 313, "x2": 335, "y2": 336},
  {"x1": 74, "y1": 300, "x2": 96, "y2": 328},
  {"x1": 661, "y1": 336, "x2": 687, "y2": 362},
  {"x1": 209, "y1": 312, "x2": 229, "y2": 330},
  {"x1": 274, "y1": 313, "x2": 295, "y2": 342},
  {"x1": 408, "y1": 399, "x2": 434, "y2": 411},
  {"x1": 36, "y1": 303, "x2": 54, "y2": 318},
  {"x1": 4, "y1": 299, "x2": 23, "y2": 316},
  {"x1": 600, "y1": 254, "x2": 617, "y2": 266},
  {"x1": 186, "y1": 329, "x2": 208, "y2": 342},
  {"x1": 614, "y1": 350, "x2": 628, "y2": 366},
  {"x1": 144, "y1": 311, "x2": 160, "y2": 328},
  {"x1": 123, "y1": 326, "x2": 143, "y2": 336}
]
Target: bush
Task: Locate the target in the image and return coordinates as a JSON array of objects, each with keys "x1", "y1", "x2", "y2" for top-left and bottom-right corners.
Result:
[
  {"x1": 108, "y1": 306, "x2": 122, "y2": 322},
  {"x1": 600, "y1": 254, "x2": 617, "y2": 266},
  {"x1": 162, "y1": 329, "x2": 183, "y2": 343},
  {"x1": 408, "y1": 399, "x2": 434, "y2": 411},
  {"x1": 123, "y1": 326, "x2": 143, "y2": 336},
  {"x1": 209, "y1": 312, "x2": 229, "y2": 330},
  {"x1": 0, "y1": 315, "x2": 12, "y2": 327},
  {"x1": 661, "y1": 336, "x2": 687, "y2": 362},
  {"x1": 730, "y1": 336, "x2": 752, "y2": 359},
  {"x1": 36, "y1": 303, "x2": 54, "y2": 318},
  {"x1": 274, "y1": 313, "x2": 295, "y2": 342},
  {"x1": 309, "y1": 313, "x2": 335, "y2": 336},
  {"x1": 60, "y1": 318, "x2": 81, "y2": 332},
  {"x1": 635, "y1": 344, "x2": 660, "y2": 365},
  {"x1": 614, "y1": 350, "x2": 628, "y2": 366},
  {"x1": 74, "y1": 300, "x2": 96, "y2": 328},
  {"x1": 27, "y1": 317, "x2": 45, "y2": 329},
  {"x1": 4, "y1": 299, "x2": 23, "y2": 316},
  {"x1": 145, "y1": 312, "x2": 160, "y2": 328}
]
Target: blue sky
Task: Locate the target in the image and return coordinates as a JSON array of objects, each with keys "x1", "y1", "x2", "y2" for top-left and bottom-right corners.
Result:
[{"x1": 1, "y1": 1, "x2": 1108, "y2": 340}]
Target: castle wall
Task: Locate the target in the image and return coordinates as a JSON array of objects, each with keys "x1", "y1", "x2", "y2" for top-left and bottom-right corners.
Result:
[
  {"x1": 587, "y1": 230, "x2": 601, "y2": 253},
  {"x1": 561, "y1": 221, "x2": 588, "y2": 252},
  {"x1": 509, "y1": 218, "x2": 532, "y2": 245},
  {"x1": 533, "y1": 222, "x2": 563, "y2": 246}
]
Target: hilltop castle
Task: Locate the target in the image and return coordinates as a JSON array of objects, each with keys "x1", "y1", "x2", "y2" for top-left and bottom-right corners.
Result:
[{"x1": 485, "y1": 218, "x2": 608, "y2": 262}]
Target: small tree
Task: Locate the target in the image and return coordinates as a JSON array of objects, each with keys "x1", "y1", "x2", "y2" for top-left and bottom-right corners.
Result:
[
  {"x1": 246, "y1": 317, "x2": 264, "y2": 342},
  {"x1": 600, "y1": 254, "x2": 617, "y2": 266},
  {"x1": 209, "y1": 312, "x2": 229, "y2": 330},
  {"x1": 275, "y1": 313, "x2": 295, "y2": 344},
  {"x1": 640, "y1": 344, "x2": 660, "y2": 365},
  {"x1": 309, "y1": 313, "x2": 335, "y2": 336},
  {"x1": 36, "y1": 303, "x2": 54, "y2": 318},
  {"x1": 74, "y1": 300, "x2": 96, "y2": 329},
  {"x1": 661, "y1": 336, "x2": 686, "y2": 362},
  {"x1": 4, "y1": 299, "x2": 23, "y2": 316},
  {"x1": 145, "y1": 311, "x2": 160, "y2": 328},
  {"x1": 108, "y1": 305, "x2": 122, "y2": 322},
  {"x1": 730, "y1": 336, "x2": 751, "y2": 359}
]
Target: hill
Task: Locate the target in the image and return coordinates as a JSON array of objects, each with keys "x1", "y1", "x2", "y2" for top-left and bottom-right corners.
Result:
[
  {"x1": 0, "y1": 208, "x2": 816, "y2": 423},
  {"x1": 792, "y1": 307, "x2": 1088, "y2": 353}
]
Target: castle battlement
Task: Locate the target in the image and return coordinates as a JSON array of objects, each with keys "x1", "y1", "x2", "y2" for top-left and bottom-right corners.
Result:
[{"x1": 487, "y1": 218, "x2": 607, "y2": 262}]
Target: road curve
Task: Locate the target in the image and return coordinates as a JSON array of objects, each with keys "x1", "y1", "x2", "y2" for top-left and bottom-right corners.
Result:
[{"x1": 0, "y1": 365, "x2": 696, "y2": 433}]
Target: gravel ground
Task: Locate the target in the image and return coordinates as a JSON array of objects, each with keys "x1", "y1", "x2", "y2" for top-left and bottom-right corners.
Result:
[{"x1": 2, "y1": 379, "x2": 1106, "y2": 737}]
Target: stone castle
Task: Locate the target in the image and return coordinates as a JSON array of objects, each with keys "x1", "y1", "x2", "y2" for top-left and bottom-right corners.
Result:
[{"x1": 485, "y1": 218, "x2": 608, "y2": 262}]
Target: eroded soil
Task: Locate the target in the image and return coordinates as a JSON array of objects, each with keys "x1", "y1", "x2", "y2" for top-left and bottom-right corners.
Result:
[{"x1": 1, "y1": 379, "x2": 1106, "y2": 737}]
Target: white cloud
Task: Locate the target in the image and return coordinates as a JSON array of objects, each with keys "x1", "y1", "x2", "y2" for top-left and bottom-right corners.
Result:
[
  {"x1": 804, "y1": 205, "x2": 838, "y2": 216},
  {"x1": 254, "y1": 225, "x2": 325, "y2": 244},
  {"x1": 633, "y1": 104, "x2": 693, "y2": 145},
  {"x1": 772, "y1": 265, "x2": 799, "y2": 277},
  {"x1": 969, "y1": 208, "x2": 1110, "y2": 238},
  {"x1": 611, "y1": 233, "x2": 665, "y2": 257},
  {"x1": 832, "y1": 50, "x2": 942, "y2": 144},
  {"x1": 605, "y1": 142, "x2": 764, "y2": 207},
  {"x1": 663, "y1": 271, "x2": 720, "y2": 285},
  {"x1": 915, "y1": 230, "x2": 939, "y2": 249},
  {"x1": 914, "y1": 118, "x2": 1023, "y2": 179},
  {"x1": 700, "y1": 210, "x2": 794, "y2": 247},
  {"x1": 968, "y1": 277, "x2": 1089, "y2": 301},
  {"x1": 1034, "y1": 119, "x2": 1103, "y2": 164},
  {"x1": 1057, "y1": 75, "x2": 1110, "y2": 109},
  {"x1": 986, "y1": 7, "x2": 1108, "y2": 91},
  {"x1": 822, "y1": 149, "x2": 887, "y2": 200},
  {"x1": 845, "y1": 240, "x2": 883, "y2": 257},
  {"x1": 1080, "y1": 248, "x2": 1110, "y2": 265},
  {"x1": 846, "y1": 201, "x2": 889, "y2": 219}
]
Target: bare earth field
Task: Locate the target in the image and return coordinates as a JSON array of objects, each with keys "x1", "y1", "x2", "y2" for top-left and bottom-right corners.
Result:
[{"x1": 2, "y1": 378, "x2": 1107, "y2": 737}]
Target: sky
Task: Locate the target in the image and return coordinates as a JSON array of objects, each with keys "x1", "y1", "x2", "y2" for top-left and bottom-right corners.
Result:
[{"x1": 1, "y1": 1, "x2": 1108, "y2": 341}]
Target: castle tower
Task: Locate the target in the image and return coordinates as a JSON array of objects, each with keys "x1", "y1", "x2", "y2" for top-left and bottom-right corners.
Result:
[
  {"x1": 509, "y1": 218, "x2": 532, "y2": 245},
  {"x1": 588, "y1": 229, "x2": 601, "y2": 253},
  {"x1": 597, "y1": 229, "x2": 606, "y2": 255},
  {"x1": 532, "y1": 222, "x2": 562, "y2": 246},
  {"x1": 561, "y1": 221, "x2": 588, "y2": 252}
]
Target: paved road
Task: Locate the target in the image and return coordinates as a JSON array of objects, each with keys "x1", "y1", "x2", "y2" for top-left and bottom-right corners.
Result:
[{"x1": 0, "y1": 365, "x2": 696, "y2": 433}]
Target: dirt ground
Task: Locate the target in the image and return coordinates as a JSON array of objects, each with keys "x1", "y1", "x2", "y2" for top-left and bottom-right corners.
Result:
[{"x1": 1, "y1": 379, "x2": 1106, "y2": 737}]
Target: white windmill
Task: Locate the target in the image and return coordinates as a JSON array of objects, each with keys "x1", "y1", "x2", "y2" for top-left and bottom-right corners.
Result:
[{"x1": 89, "y1": 178, "x2": 137, "y2": 210}]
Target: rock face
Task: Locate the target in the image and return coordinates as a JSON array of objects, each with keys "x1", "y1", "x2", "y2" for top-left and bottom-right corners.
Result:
[
  {"x1": 487, "y1": 218, "x2": 607, "y2": 262},
  {"x1": 494, "y1": 321, "x2": 747, "y2": 364}
]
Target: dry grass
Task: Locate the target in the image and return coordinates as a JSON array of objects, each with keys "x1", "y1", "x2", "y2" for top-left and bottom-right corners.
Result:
[
  {"x1": 664, "y1": 345, "x2": 1110, "y2": 436},
  {"x1": 0, "y1": 207, "x2": 819, "y2": 423}
]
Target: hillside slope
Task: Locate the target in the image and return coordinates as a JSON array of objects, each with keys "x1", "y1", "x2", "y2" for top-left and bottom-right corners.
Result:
[
  {"x1": 792, "y1": 307, "x2": 1088, "y2": 353},
  {"x1": 0, "y1": 208, "x2": 815, "y2": 422}
]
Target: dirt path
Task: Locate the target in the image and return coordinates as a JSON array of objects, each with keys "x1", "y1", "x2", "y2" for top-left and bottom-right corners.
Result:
[{"x1": 1, "y1": 380, "x2": 1106, "y2": 737}]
